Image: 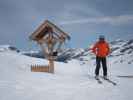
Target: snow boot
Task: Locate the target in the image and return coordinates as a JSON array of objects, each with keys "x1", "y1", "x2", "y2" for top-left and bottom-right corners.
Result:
[{"x1": 95, "y1": 75, "x2": 99, "y2": 80}]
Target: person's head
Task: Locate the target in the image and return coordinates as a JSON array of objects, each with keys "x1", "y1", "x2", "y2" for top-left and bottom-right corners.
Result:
[{"x1": 99, "y1": 35, "x2": 105, "y2": 41}]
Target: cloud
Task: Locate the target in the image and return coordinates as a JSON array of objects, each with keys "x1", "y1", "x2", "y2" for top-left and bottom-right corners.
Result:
[
  {"x1": 0, "y1": 0, "x2": 133, "y2": 49},
  {"x1": 59, "y1": 15, "x2": 133, "y2": 26}
]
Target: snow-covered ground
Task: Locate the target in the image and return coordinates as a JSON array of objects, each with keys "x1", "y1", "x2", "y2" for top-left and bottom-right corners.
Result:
[{"x1": 0, "y1": 50, "x2": 133, "y2": 100}]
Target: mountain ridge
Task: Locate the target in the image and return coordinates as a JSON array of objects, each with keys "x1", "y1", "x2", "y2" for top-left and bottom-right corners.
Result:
[{"x1": 0, "y1": 38, "x2": 133, "y2": 64}]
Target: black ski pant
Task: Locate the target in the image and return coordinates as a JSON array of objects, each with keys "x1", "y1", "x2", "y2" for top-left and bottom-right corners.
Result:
[{"x1": 95, "y1": 56, "x2": 107, "y2": 76}]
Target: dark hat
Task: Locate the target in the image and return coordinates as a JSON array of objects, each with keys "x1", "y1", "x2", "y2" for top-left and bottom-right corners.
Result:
[{"x1": 99, "y1": 35, "x2": 105, "y2": 40}]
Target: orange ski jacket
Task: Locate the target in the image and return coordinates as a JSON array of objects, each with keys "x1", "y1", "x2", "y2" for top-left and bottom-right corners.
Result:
[{"x1": 92, "y1": 41, "x2": 110, "y2": 57}]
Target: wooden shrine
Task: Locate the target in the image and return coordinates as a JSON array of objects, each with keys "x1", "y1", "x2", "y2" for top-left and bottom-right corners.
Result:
[{"x1": 29, "y1": 20, "x2": 70, "y2": 73}]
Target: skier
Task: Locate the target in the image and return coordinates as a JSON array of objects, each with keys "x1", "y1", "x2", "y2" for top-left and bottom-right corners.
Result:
[{"x1": 92, "y1": 35, "x2": 110, "y2": 79}]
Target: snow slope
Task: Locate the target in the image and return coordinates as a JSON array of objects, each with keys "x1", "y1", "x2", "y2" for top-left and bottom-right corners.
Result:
[{"x1": 0, "y1": 50, "x2": 133, "y2": 100}]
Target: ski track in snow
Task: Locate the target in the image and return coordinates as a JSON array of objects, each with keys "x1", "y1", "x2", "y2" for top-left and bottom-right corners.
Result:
[{"x1": 0, "y1": 52, "x2": 133, "y2": 100}]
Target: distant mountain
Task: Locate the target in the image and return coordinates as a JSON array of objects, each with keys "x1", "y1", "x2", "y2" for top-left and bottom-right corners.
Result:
[
  {"x1": 21, "y1": 39, "x2": 133, "y2": 64},
  {"x1": 0, "y1": 45, "x2": 20, "y2": 52},
  {"x1": 110, "y1": 39, "x2": 133, "y2": 56},
  {"x1": 79, "y1": 39, "x2": 133, "y2": 64},
  {"x1": 22, "y1": 48, "x2": 85, "y2": 62},
  {"x1": 109, "y1": 39, "x2": 133, "y2": 64},
  {"x1": 22, "y1": 50, "x2": 43, "y2": 58}
]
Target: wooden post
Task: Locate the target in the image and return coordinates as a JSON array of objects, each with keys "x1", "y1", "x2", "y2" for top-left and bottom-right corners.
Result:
[{"x1": 48, "y1": 57, "x2": 54, "y2": 73}]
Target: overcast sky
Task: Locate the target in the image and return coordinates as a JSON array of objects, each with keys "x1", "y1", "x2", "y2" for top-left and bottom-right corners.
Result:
[{"x1": 0, "y1": 0, "x2": 133, "y2": 50}]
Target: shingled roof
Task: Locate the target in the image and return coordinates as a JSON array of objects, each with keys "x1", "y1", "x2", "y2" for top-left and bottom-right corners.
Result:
[{"x1": 29, "y1": 20, "x2": 70, "y2": 41}]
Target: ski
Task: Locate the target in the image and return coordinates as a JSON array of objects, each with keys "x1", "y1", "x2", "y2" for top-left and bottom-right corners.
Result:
[
  {"x1": 102, "y1": 77, "x2": 117, "y2": 86},
  {"x1": 117, "y1": 75, "x2": 133, "y2": 78}
]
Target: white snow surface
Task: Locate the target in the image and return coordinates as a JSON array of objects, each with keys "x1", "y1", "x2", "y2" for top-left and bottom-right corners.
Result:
[{"x1": 0, "y1": 51, "x2": 133, "y2": 100}]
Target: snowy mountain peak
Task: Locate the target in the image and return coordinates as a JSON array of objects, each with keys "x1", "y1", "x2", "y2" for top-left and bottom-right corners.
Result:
[
  {"x1": 110, "y1": 39, "x2": 133, "y2": 55},
  {"x1": 0, "y1": 45, "x2": 20, "y2": 52},
  {"x1": 106, "y1": 39, "x2": 133, "y2": 64},
  {"x1": 21, "y1": 39, "x2": 133, "y2": 64}
]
